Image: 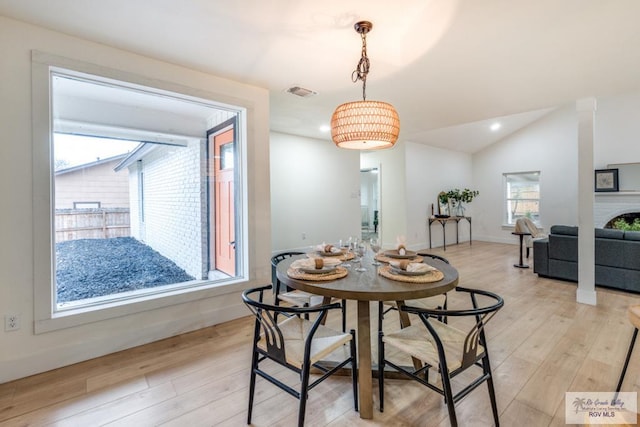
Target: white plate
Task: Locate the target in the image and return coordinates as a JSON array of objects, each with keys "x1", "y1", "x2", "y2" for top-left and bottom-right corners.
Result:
[
  {"x1": 300, "y1": 267, "x2": 337, "y2": 274},
  {"x1": 316, "y1": 250, "x2": 344, "y2": 257},
  {"x1": 384, "y1": 249, "x2": 418, "y2": 259},
  {"x1": 390, "y1": 267, "x2": 429, "y2": 276}
]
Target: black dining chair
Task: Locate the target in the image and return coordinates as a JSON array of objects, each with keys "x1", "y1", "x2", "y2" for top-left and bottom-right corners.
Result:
[
  {"x1": 378, "y1": 286, "x2": 504, "y2": 426},
  {"x1": 242, "y1": 285, "x2": 358, "y2": 427},
  {"x1": 615, "y1": 305, "x2": 640, "y2": 398},
  {"x1": 272, "y1": 251, "x2": 347, "y2": 331},
  {"x1": 378, "y1": 253, "x2": 451, "y2": 333}
]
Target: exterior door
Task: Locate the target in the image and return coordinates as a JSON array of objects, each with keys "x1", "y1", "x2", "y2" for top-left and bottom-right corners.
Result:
[{"x1": 209, "y1": 127, "x2": 235, "y2": 276}]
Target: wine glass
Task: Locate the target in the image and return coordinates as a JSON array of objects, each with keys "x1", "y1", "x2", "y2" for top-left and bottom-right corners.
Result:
[
  {"x1": 341, "y1": 237, "x2": 352, "y2": 268},
  {"x1": 350, "y1": 237, "x2": 360, "y2": 263},
  {"x1": 370, "y1": 238, "x2": 381, "y2": 265},
  {"x1": 354, "y1": 243, "x2": 367, "y2": 272}
]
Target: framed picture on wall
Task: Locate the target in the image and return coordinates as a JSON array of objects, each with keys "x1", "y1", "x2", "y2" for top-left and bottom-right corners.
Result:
[{"x1": 594, "y1": 168, "x2": 619, "y2": 192}]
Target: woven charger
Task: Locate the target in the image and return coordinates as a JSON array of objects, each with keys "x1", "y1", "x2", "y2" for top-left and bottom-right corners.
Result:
[
  {"x1": 287, "y1": 266, "x2": 348, "y2": 281},
  {"x1": 375, "y1": 254, "x2": 423, "y2": 264},
  {"x1": 378, "y1": 265, "x2": 443, "y2": 283}
]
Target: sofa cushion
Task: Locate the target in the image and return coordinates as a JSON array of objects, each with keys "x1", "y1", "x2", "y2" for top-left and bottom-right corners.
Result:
[
  {"x1": 623, "y1": 239, "x2": 640, "y2": 270},
  {"x1": 533, "y1": 238, "x2": 549, "y2": 275},
  {"x1": 625, "y1": 230, "x2": 640, "y2": 241},
  {"x1": 596, "y1": 237, "x2": 626, "y2": 268},
  {"x1": 549, "y1": 234, "x2": 578, "y2": 262},
  {"x1": 596, "y1": 265, "x2": 627, "y2": 288},
  {"x1": 548, "y1": 259, "x2": 578, "y2": 281},
  {"x1": 550, "y1": 225, "x2": 578, "y2": 236},
  {"x1": 625, "y1": 270, "x2": 640, "y2": 292},
  {"x1": 595, "y1": 228, "x2": 625, "y2": 239}
]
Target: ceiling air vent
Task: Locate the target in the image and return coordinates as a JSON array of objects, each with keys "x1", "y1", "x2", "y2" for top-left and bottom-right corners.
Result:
[{"x1": 286, "y1": 86, "x2": 317, "y2": 98}]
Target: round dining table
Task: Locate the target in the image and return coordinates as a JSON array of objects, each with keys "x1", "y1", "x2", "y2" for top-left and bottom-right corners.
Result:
[{"x1": 276, "y1": 253, "x2": 459, "y2": 419}]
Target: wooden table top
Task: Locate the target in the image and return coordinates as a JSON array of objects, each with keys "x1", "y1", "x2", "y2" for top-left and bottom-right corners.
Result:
[{"x1": 276, "y1": 254, "x2": 458, "y2": 302}]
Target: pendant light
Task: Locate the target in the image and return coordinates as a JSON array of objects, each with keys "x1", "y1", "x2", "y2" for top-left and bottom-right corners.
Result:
[{"x1": 330, "y1": 21, "x2": 400, "y2": 150}]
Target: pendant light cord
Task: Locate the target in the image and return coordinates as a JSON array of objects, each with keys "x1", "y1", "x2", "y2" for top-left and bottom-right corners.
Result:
[{"x1": 351, "y1": 30, "x2": 370, "y2": 101}]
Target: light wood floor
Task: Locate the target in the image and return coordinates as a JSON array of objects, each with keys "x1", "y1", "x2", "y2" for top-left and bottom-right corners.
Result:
[{"x1": 2, "y1": 241, "x2": 640, "y2": 426}]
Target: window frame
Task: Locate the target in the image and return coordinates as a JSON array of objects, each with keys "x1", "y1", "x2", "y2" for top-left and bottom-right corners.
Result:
[
  {"x1": 32, "y1": 52, "x2": 249, "y2": 333},
  {"x1": 503, "y1": 171, "x2": 541, "y2": 226}
]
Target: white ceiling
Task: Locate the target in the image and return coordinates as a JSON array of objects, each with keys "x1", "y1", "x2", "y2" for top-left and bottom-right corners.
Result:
[{"x1": 2, "y1": 0, "x2": 640, "y2": 153}]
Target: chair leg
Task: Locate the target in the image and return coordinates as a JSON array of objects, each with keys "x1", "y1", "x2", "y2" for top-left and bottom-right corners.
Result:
[
  {"x1": 378, "y1": 331, "x2": 385, "y2": 412},
  {"x1": 526, "y1": 246, "x2": 530, "y2": 258},
  {"x1": 483, "y1": 355, "x2": 500, "y2": 427},
  {"x1": 247, "y1": 348, "x2": 259, "y2": 424},
  {"x1": 298, "y1": 362, "x2": 311, "y2": 427},
  {"x1": 616, "y1": 328, "x2": 638, "y2": 394},
  {"x1": 440, "y1": 370, "x2": 458, "y2": 427},
  {"x1": 350, "y1": 329, "x2": 359, "y2": 411},
  {"x1": 342, "y1": 299, "x2": 347, "y2": 332}
]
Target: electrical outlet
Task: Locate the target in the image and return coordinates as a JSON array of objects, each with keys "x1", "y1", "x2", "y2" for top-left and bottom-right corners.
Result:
[{"x1": 5, "y1": 314, "x2": 20, "y2": 332}]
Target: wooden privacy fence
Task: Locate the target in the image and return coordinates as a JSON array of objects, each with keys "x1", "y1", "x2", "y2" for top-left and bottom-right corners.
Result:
[{"x1": 55, "y1": 208, "x2": 130, "y2": 242}]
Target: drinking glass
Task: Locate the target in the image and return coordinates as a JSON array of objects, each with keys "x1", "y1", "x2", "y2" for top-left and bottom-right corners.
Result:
[
  {"x1": 350, "y1": 237, "x2": 360, "y2": 263},
  {"x1": 341, "y1": 237, "x2": 352, "y2": 268},
  {"x1": 354, "y1": 243, "x2": 367, "y2": 272},
  {"x1": 370, "y1": 238, "x2": 381, "y2": 265}
]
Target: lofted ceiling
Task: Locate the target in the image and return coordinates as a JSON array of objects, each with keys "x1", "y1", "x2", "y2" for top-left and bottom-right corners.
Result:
[{"x1": 2, "y1": 0, "x2": 640, "y2": 153}]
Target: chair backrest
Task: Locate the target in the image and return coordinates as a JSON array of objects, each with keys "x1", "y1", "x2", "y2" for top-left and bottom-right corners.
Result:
[
  {"x1": 402, "y1": 287, "x2": 503, "y2": 370},
  {"x1": 416, "y1": 252, "x2": 450, "y2": 264},
  {"x1": 242, "y1": 285, "x2": 340, "y2": 365},
  {"x1": 271, "y1": 251, "x2": 305, "y2": 294},
  {"x1": 515, "y1": 217, "x2": 544, "y2": 246}
]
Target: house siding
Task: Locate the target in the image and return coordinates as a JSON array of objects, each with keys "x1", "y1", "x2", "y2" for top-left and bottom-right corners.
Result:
[{"x1": 55, "y1": 158, "x2": 130, "y2": 209}]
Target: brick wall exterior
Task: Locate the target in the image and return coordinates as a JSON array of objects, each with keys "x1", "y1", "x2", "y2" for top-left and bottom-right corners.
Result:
[
  {"x1": 128, "y1": 140, "x2": 206, "y2": 279},
  {"x1": 126, "y1": 112, "x2": 237, "y2": 281}
]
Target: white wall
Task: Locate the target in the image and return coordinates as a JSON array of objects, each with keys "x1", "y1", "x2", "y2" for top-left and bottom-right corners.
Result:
[
  {"x1": 270, "y1": 132, "x2": 361, "y2": 252},
  {"x1": 472, "y1": 92, "x2": 640, "y2": 245},
  {"x1": 404, "y1": 142, "x2": 473, "y2": 250},
  {"x1": 0, "y1": 16, "x2": 270, "y2": 383},
  {"x1": 472, "y1": 105, "x2": 579, "y2": 243},
  {"x1": 595, "y1": 91, "x2": 640, "y2": 168},
  {"x1": 361, "y1": 145, "x2": 408, "y2": 249}
]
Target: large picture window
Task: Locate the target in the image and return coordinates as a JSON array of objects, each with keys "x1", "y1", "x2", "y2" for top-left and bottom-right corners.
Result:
[
  {"x1": 504, "y1": 171, "x2": 540, "y2": 225},
  {"x1": 33, "y1": 54, "x2": 248, "y2": 331}
]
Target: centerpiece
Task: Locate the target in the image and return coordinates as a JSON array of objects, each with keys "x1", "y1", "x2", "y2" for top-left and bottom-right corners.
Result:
[{"x1": 439, "y1": 188, "x2": 479, "y2": 217}]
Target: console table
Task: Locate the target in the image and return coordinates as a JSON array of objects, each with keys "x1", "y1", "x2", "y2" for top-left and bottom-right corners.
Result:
[{"x1": 428, "y1": 216, "x2": 472, "y2": 250}]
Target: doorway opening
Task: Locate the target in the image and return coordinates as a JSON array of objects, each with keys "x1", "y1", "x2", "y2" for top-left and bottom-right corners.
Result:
[{"x1": 360, "y1": 167, "x2": 380, "y2": 242}]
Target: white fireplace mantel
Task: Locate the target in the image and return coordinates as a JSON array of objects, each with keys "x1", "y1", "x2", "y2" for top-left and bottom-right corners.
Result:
[{"x1": 594, "y1": 191, "x2": 640, "y2": 228}]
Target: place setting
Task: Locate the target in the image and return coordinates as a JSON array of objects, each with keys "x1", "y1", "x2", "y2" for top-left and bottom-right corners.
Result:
[
  {"x1": 288, "y1": 247, "x2": 348, "y2": 281},
  {"x1": 311, "y1": 242, "x2": 355, "y2": 261},
  {"x1": 374, "y1": 236, "x2": 424, "y2": 264},
  {"x1": 378, "y1": 259, "x2": 444, "y2": 283}
]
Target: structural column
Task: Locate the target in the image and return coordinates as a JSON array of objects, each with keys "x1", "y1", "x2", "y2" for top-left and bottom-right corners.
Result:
[{"x1": 576, "y1": 98, "x2": 597, "y2": 305}]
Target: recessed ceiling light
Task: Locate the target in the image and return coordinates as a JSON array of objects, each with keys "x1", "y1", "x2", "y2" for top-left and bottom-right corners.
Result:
[
  {"x1": 319, "y1": 124, "x2": 330, "y2": 132},
  {"x1": 490, "y1": 122, "x2": 501, "y2": 131}
]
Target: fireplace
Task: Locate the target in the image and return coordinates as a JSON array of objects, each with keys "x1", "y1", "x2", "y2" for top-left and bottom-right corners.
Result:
[
  {"x1": 594, "y1": 192, "x2": 640, "y2": 228},
  {"x1": 604, "y1": 212, "x2": 640, "y2": 228}
]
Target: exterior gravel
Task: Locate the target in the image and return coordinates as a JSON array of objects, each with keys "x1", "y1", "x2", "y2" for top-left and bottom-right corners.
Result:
[{"x1": 56, "y1": 237, "x2": 195, "y2": 303}]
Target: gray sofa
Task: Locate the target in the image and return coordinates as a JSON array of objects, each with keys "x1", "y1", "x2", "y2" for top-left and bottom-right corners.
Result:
[{"x1": 533, "y1": 225, "x2": 640, "y2": 292}]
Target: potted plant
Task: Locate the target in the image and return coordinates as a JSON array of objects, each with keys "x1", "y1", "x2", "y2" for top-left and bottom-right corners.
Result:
[{"x1": 444, "y1": 188, "x2": 479, "y2": 216}]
